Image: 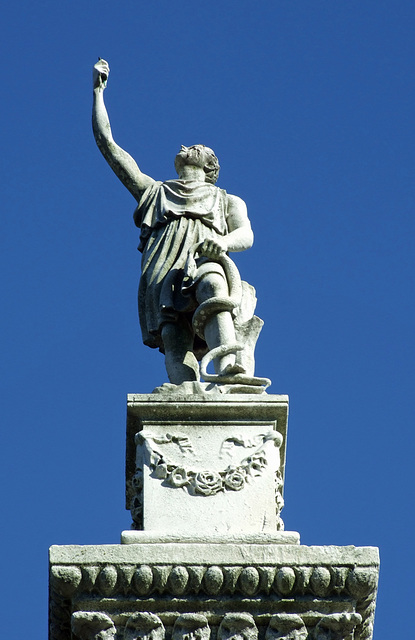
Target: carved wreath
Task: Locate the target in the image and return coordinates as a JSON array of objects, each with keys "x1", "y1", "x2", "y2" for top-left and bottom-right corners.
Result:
[{"x1": 134, "y1": 431, "x2": 282, "y2": 497}]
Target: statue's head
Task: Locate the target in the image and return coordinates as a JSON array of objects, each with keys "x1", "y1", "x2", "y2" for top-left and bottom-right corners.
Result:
[{"x1": 174, "y1": 145, "x2": 220, "y2": 184}]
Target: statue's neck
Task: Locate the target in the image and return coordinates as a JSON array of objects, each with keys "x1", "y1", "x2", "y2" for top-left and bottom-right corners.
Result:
[{"x1": 177, "y1": 165, "x2": 205, "y2": 182}]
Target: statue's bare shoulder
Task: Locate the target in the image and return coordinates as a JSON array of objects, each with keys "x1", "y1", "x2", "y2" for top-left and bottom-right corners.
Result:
[
  {"x1": 226, "y1": 194, "x2": 252, "y2": 239},
  {"x1": 226, "y1": 193, "x2": 248, "y2": 216}
]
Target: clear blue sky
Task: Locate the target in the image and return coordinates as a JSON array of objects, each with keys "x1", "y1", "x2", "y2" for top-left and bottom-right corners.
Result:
[{"x1": 2, "y1": 1, "x2": 414, "y2": 637}]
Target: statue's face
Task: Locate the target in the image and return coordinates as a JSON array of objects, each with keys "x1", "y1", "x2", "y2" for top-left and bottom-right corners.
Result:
[{"x1": 175, "y1": 145, "x2": 214, "y2": 174}]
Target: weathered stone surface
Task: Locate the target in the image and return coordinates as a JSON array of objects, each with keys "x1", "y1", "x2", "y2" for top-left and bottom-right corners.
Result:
[
  {"x1": 121, "y1": 531, "x2": 300, "y2": 545},
  {"x1": 218, "y1": 613, "x2": 258, "y2": 640},
  {"x1": 71, "y1": 611, "x2": 116, "y2": 640},
  {"x1": 50, "y1": 543, "x2": 379, "y2": 568},
  {"x1": 124, "y1": 613, "x2": 165, "y2": 640},
  {"x1": 173, "y1": 614, "x2": 210, "y2": 640},
  {"x1": 313, "y1": 613, "x2": 363, "y2": 640},
  {"x1": 50, "y1": 543, "x2": 379, "y2": 640},
  {"x1": 126, "y1": 394, "x2": 289, "y2": 534},
  {"x1": 266, "y1": 614, "x2": 308, "y2": 640}
]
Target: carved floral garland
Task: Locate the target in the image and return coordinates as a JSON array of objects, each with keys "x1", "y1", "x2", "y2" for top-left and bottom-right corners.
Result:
[
  {"x1": 133, "y1": 432, "x2": 282, "y2": 497},
  {"x1": 160, "y1": 450, "x2": 266, "y2": 495}
]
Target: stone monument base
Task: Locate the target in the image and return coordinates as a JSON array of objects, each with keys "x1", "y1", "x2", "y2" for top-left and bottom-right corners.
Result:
[
  {"x1": 51, "y1": 393, "x2": 379, "y2": 639},
  {"x1": 49, "y1": 542, "x2": 379, "y2": 640},
  {"x1": 126, "y1": 393, "x2": 290, "y2": 534}
]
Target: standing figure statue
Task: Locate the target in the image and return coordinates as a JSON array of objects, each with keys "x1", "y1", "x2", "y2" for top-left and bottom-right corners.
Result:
[{"x1": 92, "y1": 59, "x2": 268, "y2": 390}]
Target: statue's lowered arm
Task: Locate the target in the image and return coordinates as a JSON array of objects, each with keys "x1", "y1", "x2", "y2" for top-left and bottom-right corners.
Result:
[{"x1": 92, "y1": 59, "x2": 154, "y2": 203}]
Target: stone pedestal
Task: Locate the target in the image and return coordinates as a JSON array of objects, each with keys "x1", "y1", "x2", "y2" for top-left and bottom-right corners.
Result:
[
  {"x1": 49, "y1": 393, "x2": 379, "y2": 640},
  {"x1": 125, "y1": 394, "x2": 290, "y2": 535}
]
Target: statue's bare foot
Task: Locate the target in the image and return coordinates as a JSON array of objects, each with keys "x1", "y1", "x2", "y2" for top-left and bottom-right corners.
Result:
[{"x1": 220, "y1": 362, "x2": 246, "y2": 377}]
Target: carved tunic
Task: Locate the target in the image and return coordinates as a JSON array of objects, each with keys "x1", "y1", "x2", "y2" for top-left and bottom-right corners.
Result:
[{"x1": 134, "y1": 180, "x2": 229, "y2": 352}]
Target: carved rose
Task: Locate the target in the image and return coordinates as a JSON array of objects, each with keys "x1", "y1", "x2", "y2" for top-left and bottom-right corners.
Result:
[
  {"x1": 168, "y1": 467, "x2": 190, "y2": 488},
  {"x1": 194, "y1": 471, "x2": 223, "y2": 495},
  {"x1": 223, "y1": 467, "x2": 246, "y2": 491},
  {"x1": 245, "y1": 451, "x2": 267, "y2": 476},
  {"x1": 134, "y1": 434, "x2": 277, "y2": 503}
]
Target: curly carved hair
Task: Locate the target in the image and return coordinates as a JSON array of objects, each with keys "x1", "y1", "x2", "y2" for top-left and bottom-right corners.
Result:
[{"x1": 201, "y1": 145, "x2": 220, "y2": 184}]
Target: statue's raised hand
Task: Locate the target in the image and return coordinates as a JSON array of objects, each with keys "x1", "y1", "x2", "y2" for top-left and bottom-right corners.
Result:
[{"x1": 93, "y1": 58, "x2": 110, "y2": 90}]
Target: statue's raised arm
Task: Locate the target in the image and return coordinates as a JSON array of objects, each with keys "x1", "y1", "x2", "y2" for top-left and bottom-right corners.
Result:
[{"x1": 92, "y1": 59, "x2": 155, "y2": 203}]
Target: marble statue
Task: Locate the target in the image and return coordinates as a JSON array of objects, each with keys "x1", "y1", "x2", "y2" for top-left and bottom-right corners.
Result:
[{"x1": 92, "y1": 59, "x2": 266, "y2": 388}]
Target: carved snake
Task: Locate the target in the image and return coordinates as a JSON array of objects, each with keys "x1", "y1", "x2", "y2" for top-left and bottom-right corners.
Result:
[{"x1": 187, "y1": 242, "x2": 243, "y2": 340}]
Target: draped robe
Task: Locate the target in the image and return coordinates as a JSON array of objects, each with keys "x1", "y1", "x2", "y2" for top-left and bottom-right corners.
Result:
[{"x1": 134, "y1": 179, "x2": 229, "y2": 352}]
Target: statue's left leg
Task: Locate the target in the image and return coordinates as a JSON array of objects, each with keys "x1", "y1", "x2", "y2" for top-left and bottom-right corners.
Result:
[{"x1": 195, "y1": 273, "x2": 245, "y2": 376}]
